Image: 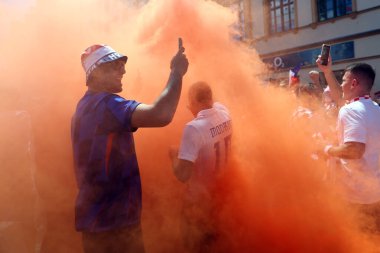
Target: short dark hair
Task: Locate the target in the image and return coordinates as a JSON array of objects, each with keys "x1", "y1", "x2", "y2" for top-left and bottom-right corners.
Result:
[
  {"x1": 189, "y1": 81, "x2": 213, "y2": 104},
  {"x1": 345, "y1": 63, "x2": 376, "y2": 90}
]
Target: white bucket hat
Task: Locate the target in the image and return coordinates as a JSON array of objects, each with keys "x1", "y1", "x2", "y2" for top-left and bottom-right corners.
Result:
[{"x1": 81, "y1": 44, "x2": 128, "y2": 81}]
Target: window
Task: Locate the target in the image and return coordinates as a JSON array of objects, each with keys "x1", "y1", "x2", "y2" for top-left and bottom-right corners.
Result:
[
  {"x1": 317, "y1": 0, "x2": 353, "y2": 21},
  {"x1": 268, "y1": 0, "x2": 295, "y2": 34},
  {"x1": 230, "y1": 0, "x2": 245, "y2": 40},
  {"x1": 237, "y1": 0, "x2": 245, "y2": 39}
]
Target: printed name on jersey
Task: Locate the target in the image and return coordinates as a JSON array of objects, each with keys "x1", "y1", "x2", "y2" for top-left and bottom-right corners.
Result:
[{"x1": 210, "y1": 120, "x2": 232, "y2": 138}]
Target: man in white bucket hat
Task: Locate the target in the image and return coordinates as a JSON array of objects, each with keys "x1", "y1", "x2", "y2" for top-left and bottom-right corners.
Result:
[{"x1": 72, "y1": 40, "x2": 188, "y2": 253}]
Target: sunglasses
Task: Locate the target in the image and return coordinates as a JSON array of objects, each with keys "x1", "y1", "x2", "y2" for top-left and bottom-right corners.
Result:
[{"x1": 100, "y1": 60, "x2": 126, "y2": 72}]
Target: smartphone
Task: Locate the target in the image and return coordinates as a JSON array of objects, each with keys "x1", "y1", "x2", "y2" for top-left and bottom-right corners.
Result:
[
  {"x1": 320, "y1": 44, "x2": 330, "y2": 66},
  {"x1": 178, "y1": 37, "x2": 184, "y2": 53},
  {"x1": 178, "y1": 38, "x2": 183, "y2": 50}
]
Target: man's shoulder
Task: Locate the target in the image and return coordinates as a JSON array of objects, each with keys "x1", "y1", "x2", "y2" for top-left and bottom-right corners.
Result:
[
  {"x1": 80, "y1": 91, "x2": 114, "y2": 104},
  {"x1": 339, "y1": 101, "x2": 375, "y2": 121},
  {"x1": 341, "y1": 100, "x2": 363, "y2": 110},
  {"x1": 213, "y1": 102, "x2": 230, "y2": 114},
  {"x1": 77, "y1": 92, "x2": 138, "y2": 116},
  {"x1": 185, "y1": 119, "x2": 209, "y2": 138},
  {"x1": 181, "y1": 123, "x2": 203, "y2": 143},
  {"x1": 185, "y1": 120, "x2": 200, "y2": 130},
  {"x1": 342, "y1": 99, "x2": 378, "y2": 111},
  {"x1": 339, "y1": 103, "x2": 359, "y2": 117},
  {"x1": 91, "y1": 92, "x2": 139, "y2": 109}
]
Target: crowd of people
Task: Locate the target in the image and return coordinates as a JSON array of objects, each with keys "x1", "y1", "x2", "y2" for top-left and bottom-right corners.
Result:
[
  {"x1": 2, "y1": 37, "x2": 379, "y2": 252},
  {"x1": 70, "y1": 39, "x2": 380, "y2": 252}
]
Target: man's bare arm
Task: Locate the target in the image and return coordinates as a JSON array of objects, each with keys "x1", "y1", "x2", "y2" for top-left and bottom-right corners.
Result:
[
  {"x1": 169, "y1": 147, "x2": 193, "y2": 183},
  {"x1": 316, "y1": 54, "x2": 344, "y2": 105},
  {"x1": 326, "y1": 142, "x2": 365, "y2": 159},
  {"x1": 131, "y1": 71, "x2": 184, "y2": 128},
  {"x1": 131, "y1": 39, "x2": 188, "y2": 128},
  {"x1": 173, "y1": 159, "x2": 193, "y2": 183}
]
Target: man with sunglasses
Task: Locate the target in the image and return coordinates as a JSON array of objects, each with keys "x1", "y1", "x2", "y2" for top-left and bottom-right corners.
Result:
[
  {"x1": 317, "y1": 55, "x2": 380, "y2": 232},
  {"x1": 71, "y1": 42, "x2": 188, "y2": 253}
]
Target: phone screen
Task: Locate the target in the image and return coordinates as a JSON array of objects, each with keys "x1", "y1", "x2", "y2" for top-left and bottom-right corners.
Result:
[{"x1": 321, "y1": 44, "x2": 330, "y2": 66}]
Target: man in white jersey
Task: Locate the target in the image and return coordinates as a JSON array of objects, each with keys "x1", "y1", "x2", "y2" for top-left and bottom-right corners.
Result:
[
  {"x1": 317, "y1": 55, "x2": 380, "y2": 232},
  {"x1": 169, "y1": 81, "x2": 232, "y2": 252}
]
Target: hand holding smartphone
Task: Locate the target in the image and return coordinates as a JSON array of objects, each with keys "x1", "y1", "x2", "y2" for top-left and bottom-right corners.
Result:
[
  {"x1": 320, "y1": 44, "x2": 330, "y2": 66},
  {"x1": 170, "y1": 37, "x2": 188, "y2": 75}
]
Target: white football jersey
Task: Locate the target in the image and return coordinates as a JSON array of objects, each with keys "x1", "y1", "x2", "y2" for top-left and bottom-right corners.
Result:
[
  {"x1": 336, "y1": 98, "x2": 380, "y2": 204},
  {"x1": 178, "y1": 102, "x2": 232, "y2": 189}
]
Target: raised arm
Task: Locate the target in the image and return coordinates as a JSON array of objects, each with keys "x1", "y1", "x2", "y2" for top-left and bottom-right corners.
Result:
[
  {"x1": 131, "y1": 39, "x2": 189, "y2": 128},
  {"x1": 316, "y1": 54, "x2": 344, "y2": 106}
]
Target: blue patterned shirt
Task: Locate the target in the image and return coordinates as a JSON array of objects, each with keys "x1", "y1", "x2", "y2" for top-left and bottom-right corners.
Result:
[{"x1": 71, "y1": 91, "x2": 141, "y2": 232}]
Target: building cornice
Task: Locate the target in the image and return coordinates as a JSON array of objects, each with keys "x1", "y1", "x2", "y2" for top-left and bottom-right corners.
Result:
[
  {"x1": 249, "y1": 5, "x2": 380, "y2": 46},
  {"x1": 258, "y1": 28, "x2": 380, "y2": 59}
]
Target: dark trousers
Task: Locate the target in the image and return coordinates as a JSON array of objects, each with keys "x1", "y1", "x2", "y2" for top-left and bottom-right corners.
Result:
[
  {"x1": 181, "y1": 201, "x2": 218, "y2": 253},
  {"x1": 82, "y1": 224, "x2": 145, "y2": 253},
  {"x1": 351, "y1": 201, "x2": 380, "y2": 234}
]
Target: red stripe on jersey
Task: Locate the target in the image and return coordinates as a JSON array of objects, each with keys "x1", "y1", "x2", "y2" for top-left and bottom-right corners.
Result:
[
  {"x1": 349, "y1": 95, "x2": 371, "y2": 104},
  {"x1": 105, "y1": 133, "x2": 115, "y2": 176}
]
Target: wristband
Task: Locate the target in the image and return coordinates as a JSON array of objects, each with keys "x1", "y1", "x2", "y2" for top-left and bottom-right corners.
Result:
[{"x1": 324, "y1": 145, "x2": 333, "y2": 156}]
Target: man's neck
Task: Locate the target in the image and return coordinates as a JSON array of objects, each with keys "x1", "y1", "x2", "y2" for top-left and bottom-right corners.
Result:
[
  {"x1": 346, "y1": 91, "x2": 371, "y2": 103},
  {"x1": 88, "y1": 87, "x2": 102, "y2": 93},
  {"x1": 194, "y1": 103, "x2": 213, "y2": 116},
  {"x1": 200, "y1": 103, "x2": 213, "y2": 111},
  {"x1": 87, "y1": 85, "x2": 117, "y2": 94},
  {"x1": 352, "y1": 90, "x2": 371, "y2": 99}
]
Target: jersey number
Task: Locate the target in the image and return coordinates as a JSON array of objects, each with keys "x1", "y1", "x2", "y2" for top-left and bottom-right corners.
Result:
[{"x1": 214, "y1": 135, "x2": 231, "y2": 170}]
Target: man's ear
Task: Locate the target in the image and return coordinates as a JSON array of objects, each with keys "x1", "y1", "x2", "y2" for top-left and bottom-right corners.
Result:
[{"x1": 351, "y1": 78, "x2": 359, "y2": 88}]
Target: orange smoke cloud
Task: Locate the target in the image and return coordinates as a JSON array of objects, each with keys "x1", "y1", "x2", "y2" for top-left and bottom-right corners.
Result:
[{"x1": 0, "y1": 0, "x2": 378, "y2": 252}]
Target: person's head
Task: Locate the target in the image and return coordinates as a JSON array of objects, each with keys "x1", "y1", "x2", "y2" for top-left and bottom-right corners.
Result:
[
  {"x1": 341, "y1": 63, "x2": 376, "y2": 100},
  {"x1": 187, "y1": 81, "x2": 213, "y2": 116},
  {"x1": 81, "y1": 44, "x2": 128, "y2": 93},
  {"x1": 308, "y1": 70, "x2": 320, "y2": 84}
]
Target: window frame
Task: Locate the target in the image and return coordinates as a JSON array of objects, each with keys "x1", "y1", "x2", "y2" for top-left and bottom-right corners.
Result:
[
  {"x1": 266, "y1": 0, "x2": 296, "y2": 34},
  {"x1": 316, "y1": 0, "x2": 354, "y2": 22}
]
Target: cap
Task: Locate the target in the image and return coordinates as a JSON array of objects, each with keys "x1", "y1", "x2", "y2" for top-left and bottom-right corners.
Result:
[{"x1": 81, "y1": 44, "x2": 128, "y2": 80}]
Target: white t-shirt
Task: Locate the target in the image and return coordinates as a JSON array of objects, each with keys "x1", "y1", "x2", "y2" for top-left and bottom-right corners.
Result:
[
  {"x1": 336, "y1": 97, "x2": 380, "y2": 204},
  {"x1": 178, "y1": 102, "x2": 232, "y2": 199}
]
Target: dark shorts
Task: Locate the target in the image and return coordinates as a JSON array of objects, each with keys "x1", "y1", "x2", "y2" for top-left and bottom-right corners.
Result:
[{"x1": 82, "y1": 224, "x2": 145, "y2": 253}]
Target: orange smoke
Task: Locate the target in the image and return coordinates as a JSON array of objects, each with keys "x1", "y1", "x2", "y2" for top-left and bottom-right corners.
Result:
[{"x1": 0, "y1": 0, "x2": 378, "y2": 252}]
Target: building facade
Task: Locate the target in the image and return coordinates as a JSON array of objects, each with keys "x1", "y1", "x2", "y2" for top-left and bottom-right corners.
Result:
[{"x1": 219, "y1": 0, "x2": 380, "y2": 94}]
